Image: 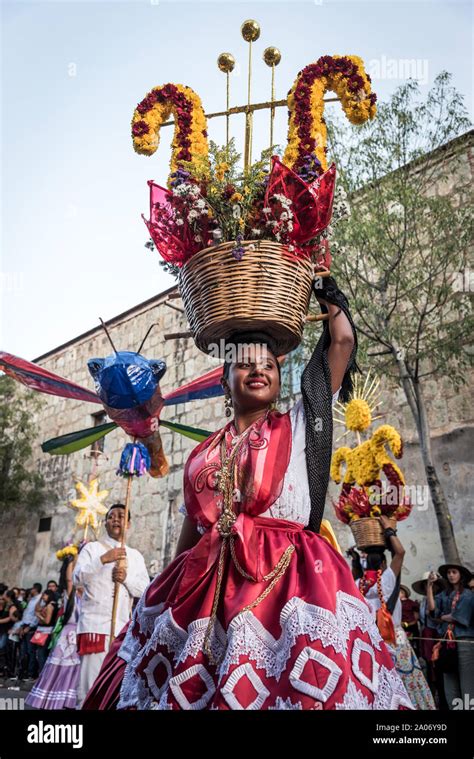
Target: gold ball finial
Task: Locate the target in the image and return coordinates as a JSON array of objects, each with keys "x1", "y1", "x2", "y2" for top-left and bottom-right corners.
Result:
[
  {"x1": 241, "y1": 19, "x2": 260, "y2": 42},
  {"x1": 217, "y1": 53, "x2": 235, "y2": 73},
  {"x1": 263, "y1": 46, "x2": 281, "y2": 67}
]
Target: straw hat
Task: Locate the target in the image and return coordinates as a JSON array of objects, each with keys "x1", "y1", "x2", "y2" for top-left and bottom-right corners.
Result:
[
  {"x1": 411, "y1": 571, "x2": 445, "y2": 597},
  {"x1": 399, "y1": 585, "x2": 412, "y2": 598},
  {"x1": 438, "y1": 564, "x2": 473, "y2": 585}
]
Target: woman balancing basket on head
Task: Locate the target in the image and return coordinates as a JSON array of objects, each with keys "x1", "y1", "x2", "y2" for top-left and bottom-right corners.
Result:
[{"x1": 83, "y1": 58, "x2": 413, "y2": 710}]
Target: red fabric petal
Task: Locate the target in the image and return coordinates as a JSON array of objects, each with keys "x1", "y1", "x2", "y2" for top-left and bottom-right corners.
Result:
[{"x1": 265, "y1": 157, "x2": 336, "y2": 244}]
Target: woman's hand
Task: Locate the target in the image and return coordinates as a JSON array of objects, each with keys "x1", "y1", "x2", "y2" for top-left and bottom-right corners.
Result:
[
  {"x1": 427, "y1": 571, "x2": 439, "y2": 586},
  {"x1": 379, "y1": 515, "x2": 392, "y2": 530},
  {"x1": 313, "y1": 265, "x2": 331, "y2": 307},
  {"x1": 313, "y1": 266, "x2": 355, "y2": 394},
  {"x1": 440, "y1": 614, "x2": 454, "y2": 623}
]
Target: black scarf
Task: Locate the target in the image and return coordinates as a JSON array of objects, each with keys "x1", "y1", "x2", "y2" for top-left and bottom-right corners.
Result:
[
  {"x1": 224, "y1": 278, "x2": 359, "y2": 534},
  {"x1": 302, "y1": 276, "x2": 360, "y2": 533}
]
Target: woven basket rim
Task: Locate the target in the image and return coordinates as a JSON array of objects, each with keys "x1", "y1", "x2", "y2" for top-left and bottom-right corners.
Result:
[
  {"x1": 181, "y1": 238, "x2": 310, "y2": 267},
  {"x1": 350, "y1": 516, "x2": 397, "y2": 524}
]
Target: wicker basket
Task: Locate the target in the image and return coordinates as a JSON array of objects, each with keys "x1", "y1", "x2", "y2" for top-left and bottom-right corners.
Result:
[
  {"x1": 178, "y1": 240, "x2": 314, "y2": 355},
  {"x1": 350, "y1": 517, "x2": 397, "y2": 550}
]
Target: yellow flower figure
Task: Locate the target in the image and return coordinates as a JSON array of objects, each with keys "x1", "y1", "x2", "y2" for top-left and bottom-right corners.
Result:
[
  {"x1": 331, "y1": 372, "x2": 406, "y2": 494},
  {"x1": 69, "y1": 478, "x2": 109, "y2": 539}
]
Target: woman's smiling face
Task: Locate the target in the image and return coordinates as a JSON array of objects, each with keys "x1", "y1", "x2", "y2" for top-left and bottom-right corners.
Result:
[{"x1": 223, "y1": 343, "x2": 280, "y2": 412}]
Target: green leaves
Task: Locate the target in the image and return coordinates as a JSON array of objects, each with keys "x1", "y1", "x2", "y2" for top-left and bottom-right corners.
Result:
[
  {"x1": 0, "y1": 376, "x2": 49, "y2": 512},
  {"x1": 326, "y1": 73, "x2": 473, "y2": 392}
]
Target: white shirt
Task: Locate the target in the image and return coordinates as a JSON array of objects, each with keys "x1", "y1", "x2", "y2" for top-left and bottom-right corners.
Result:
[
  {"x1": 364, "y1": 567, "x2": 402, "y2": 627},
  {"x1": 22, "y1": 595, "x2": 42, "y2": 627},
  {"x1": 73, "y1": 536, "x2": 149, "y2": 635},
  {"x1": 260, "y1": 390, "x2": 340, "y2": 524}
]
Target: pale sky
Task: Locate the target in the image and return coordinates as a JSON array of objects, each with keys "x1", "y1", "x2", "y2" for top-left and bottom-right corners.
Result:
[{"x1": 1, "y1": 0, "x2": 472, "y2": 361}]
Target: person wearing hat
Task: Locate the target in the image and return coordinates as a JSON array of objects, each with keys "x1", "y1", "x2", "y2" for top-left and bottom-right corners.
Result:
[
  {"x1": 427, "y1": 563, "x2": 474, "y2": 709},
  {"x1": 412, "y1": 571, "x2": 447, "y2": 708},
  {"x1": 356, "y1": 523, "x2": 435, "y2": 710},
  {"x1": 400, "y1": 585, "x2": 420, "y2": 652}
]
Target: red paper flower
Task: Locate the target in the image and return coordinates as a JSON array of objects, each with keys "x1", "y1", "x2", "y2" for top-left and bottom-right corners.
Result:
[{"x1": 264, "y1": 156, "x2": 336, "y2": 246}]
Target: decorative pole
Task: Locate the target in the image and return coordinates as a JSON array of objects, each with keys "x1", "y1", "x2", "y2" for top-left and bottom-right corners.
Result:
[
  {"x1": 241, "y1": 19, "x2": 260, "y2": 172},
  {"x1": 110, "y1": 438, "x2": 151, "y2": 647},
  {"x1": 263, "y1": 46, "x2": 281, "y2": 157},
  {"x1": 217, "y1": 52, "x2": 235, "y2": 156},
  {"x1": 109, "y1": 474, "x2": 133, "y2": 645}
]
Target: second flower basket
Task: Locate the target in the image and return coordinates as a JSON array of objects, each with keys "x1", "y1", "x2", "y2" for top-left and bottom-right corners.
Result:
[{"x1": 178, "y1": 240, "x2": 314, "y2": 355}]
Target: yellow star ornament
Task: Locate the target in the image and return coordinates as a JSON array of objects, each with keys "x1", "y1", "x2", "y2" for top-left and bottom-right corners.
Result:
[{"x1": 69, "y1": 478, "x2": 109, "y2": 535}]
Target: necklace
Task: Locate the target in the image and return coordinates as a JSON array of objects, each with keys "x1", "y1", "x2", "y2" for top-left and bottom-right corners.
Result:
[{"x1": 203, "y1": 409, "x2": 294, "y2": 665}]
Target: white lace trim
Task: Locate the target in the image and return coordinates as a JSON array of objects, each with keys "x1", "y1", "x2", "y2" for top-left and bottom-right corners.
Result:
[
  {"x1": 119, "y1": 590, "x2": 387, "y2": 709},
  {"x1": 218, "y1": 592, "x2": 382, "y2": 680},
  {"x1": 334, "y1": 666, "x2": 413, "y2": 710},
  {"x1": 268, "y1": 696, "x2": 303, "y2": 710},
  {"x1": 375, "y1": 665, "x2": 414, "y2": 710},
  {"x1": 289, "y1": 647, "x2": 342, "y2": 702},
  {"x1": 335, "y1": 679, "x2": 372, "y2": 710},
  {"x1": 221, "y1": 662, "x2": 270, "y2": 710},
  {"x1": 351, "y1": 638, "x2": 379, "y2": 694},
  {"x1": 169, "y1": 663, "x2": 216, "y2": 710}
]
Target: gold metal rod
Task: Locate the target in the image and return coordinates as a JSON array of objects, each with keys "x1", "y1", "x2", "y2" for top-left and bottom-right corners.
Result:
[
  {"x1": 247, "y1": 40, "x2": 252, "y2": 107},
  {"x1": 159, "y1": 97, "x2": 340, "y2": 127},
  {"x1": 244, "y1": 111, "x2": 253, "y2": 172},
  {"x1": 244, "y1": 39, "x2": 253, "y2": 172},
  {"x1": 270, "y1": 63, "x2": 275, "y2": 153},
  {"x1": 226, "y1": 72, "x2": 230, "y2": 152}
]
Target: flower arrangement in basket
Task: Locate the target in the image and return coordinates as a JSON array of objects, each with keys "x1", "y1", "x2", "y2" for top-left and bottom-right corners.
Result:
[
  {"x1": 331, "y1": 371, "x2": 412, "y2": 549},
  {"x1": 130, "y1": 40, "x2": 377, "y2": 354}
]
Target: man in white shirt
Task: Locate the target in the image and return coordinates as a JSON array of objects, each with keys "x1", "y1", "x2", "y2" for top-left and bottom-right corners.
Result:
[{"x1": 73, "y1": 503, "x2": 149, "y2": 707}]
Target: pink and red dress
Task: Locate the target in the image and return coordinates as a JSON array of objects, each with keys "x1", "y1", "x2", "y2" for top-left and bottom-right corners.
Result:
[{"x1": 86, "y1": 399, "x2": 413, "y2": 710}]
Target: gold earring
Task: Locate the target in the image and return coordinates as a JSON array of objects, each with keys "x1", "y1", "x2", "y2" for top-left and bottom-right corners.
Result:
[{"x1": 224, "y1": 394, "x2": 233, "y2": 417}]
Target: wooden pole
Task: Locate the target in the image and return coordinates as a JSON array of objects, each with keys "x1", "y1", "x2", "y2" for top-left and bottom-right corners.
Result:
[
  {"x1": 109, "y1": 475, "x2": 133, "y2": 647},
  {"x1": 159, "y1": 96, "x2": 340, "y2": 127}
]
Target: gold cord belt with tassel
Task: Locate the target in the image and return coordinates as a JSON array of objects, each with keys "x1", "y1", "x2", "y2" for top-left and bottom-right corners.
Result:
[{"x1": 203, "y1": 431, "x2": 295, "y2": 665}]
